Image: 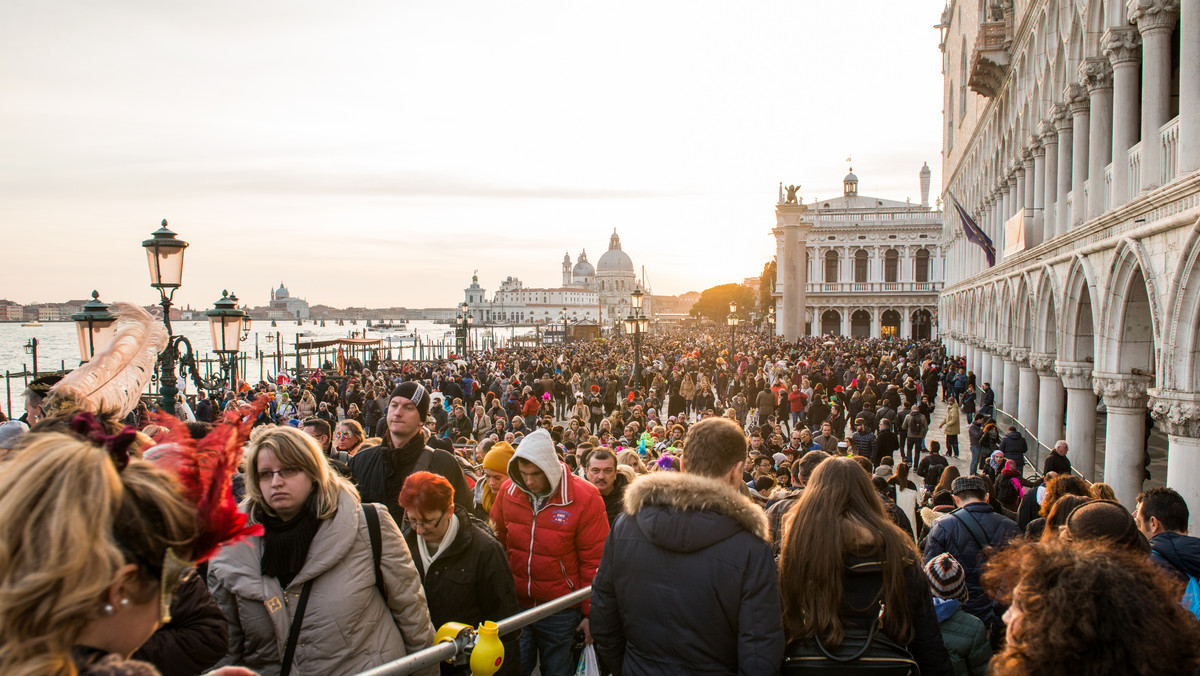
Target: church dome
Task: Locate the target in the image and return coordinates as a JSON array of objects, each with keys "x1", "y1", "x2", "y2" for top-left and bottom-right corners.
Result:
[
  {"x1": 573, "y1": 251, "x2": 594, "y2": 279},
  {"x1": 275, "y1": 283, "x2": 289, "y2": 299},
  {"x1": 597, "y1": 230, "x2": 634, "y2": 273}
]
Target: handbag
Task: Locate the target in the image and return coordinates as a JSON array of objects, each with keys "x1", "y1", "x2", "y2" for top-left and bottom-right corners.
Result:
[{"x1": 783, "y1": 604, "x2": 920, "y2": 676}]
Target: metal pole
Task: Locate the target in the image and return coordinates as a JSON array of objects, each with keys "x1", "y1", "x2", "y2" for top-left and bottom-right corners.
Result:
[
  {"x1": 31, "y1": 338, "x2": 38, "y2": 378},
  {"x1": 634, "y1": 328, "x2": 641, "y2": 392},
  {"x1": 5, "y1": 371, "x2": 11, "y2": 420}
]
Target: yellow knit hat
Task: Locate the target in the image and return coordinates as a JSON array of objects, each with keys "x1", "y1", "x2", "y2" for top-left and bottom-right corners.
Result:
[{"x1": 483, "y1": 441, "x2": 516, "y2": 474}]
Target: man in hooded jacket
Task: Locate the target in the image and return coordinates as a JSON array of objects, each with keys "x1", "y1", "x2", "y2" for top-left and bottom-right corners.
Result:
[
  {"x1": 491, "y1": 429, "x2": 609, "y2": 676},
  {"x1": 590, "y1": 417, "x2": 785, "y2": 675}
]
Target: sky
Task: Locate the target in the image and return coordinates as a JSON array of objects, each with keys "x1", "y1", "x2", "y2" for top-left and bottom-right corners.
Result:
[{"x1": 1, "y1": 0, "x2": 948, "y2": 310}]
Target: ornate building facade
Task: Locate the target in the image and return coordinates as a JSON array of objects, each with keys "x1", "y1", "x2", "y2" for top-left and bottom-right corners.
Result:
[
  {"x1": 772, "y1": 167, "x2": 944, "y2": 339},
  {"x1": 464, "y1": 230, "x2": 646, "y2": 325},
  {"x1": 267, "y1": 283, "x2": 310, "y2": 319},
  {"x1": 937, "y1": 0, "x2": 1200, "y2": 520}
]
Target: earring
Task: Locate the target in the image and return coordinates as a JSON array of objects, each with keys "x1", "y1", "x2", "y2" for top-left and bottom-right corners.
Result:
[
  {"x1": 101, "y1": 603, "x2": 115, "y2": 616},
  {"x1": 118, "y1": 597, "x2": 130, "y2": 608}
]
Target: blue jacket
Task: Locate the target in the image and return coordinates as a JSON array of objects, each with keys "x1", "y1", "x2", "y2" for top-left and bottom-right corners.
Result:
[
  {"x1": 922, "y1": 503, "x2": 1020, "y2": 624},
  {"x1": 1150, "y1": 531, "x2": 1200, "y2": 582}
]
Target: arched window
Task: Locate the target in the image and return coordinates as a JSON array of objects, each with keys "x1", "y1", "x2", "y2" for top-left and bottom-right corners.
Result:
[
  {"x1": 915, "y1": 248, "x2": 930, "y2": 282},
  {"x1": 885, "y1": 249, "x2": 899, "y2": 283},
  {"x1": 824, "y1": 250, "x2": 839, "y2": 283},
  {"x1": 854, "y1": 250, "x2": 869, "y2": 282}
]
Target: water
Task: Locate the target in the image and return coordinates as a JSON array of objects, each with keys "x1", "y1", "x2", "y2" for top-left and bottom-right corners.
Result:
[{"x1": 0, "y1": 319, "x2": 533, "y2": 414}]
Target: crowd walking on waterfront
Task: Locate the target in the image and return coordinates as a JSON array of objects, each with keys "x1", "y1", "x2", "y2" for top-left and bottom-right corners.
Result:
[{"x1": 2, "y1": 315, "x2": 1199, "y2": 676}]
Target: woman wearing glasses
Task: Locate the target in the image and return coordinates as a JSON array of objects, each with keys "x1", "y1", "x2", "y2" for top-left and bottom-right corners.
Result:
[
  {"x1": 400, "y1": 471, "x2": 520, "y2": 675},
  {"x1": 208, "y1": 426, "x2": 436, "y2": 675}
]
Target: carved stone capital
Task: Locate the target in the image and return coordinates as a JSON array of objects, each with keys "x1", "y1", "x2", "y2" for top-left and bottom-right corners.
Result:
[
  {"x1": 999, "y1": 178, "x2": 1010, "y2": 191},
  {"x1": 1029, "y1": 352, "x2": 1057, "y2": 375},
  {"x1": 1102, "y1": 26, "x2": 1143, "y2": 66},
  {"x1": 1056, "y1": 361, "x2": 1094, "y2": 390},
  {"x1": 1020, "y1": 148, "x2": 1035, "y2": 165},
  {"x1": 1149, "y1": 388, "x2": 1200, "y2": 438},
  {"x1": 1050, "y1": 103, "x2": 1070, "y2": 127},
  {"x1": 1093, "y1": 371, "x2": 1152, "y2": 409},
  {"x1": 1080, "y1": 57, "x2": 1114, "y2": 92},
  {"x1": 1129, "y1": 0, "x2": 1180, "y2": 35},
  {"x1": 1066, "y1": 83, "x2": 1090, "y2": 115},
  {"x1": 994, "y1": 344, "x2": 1012, "y2": 359},
  {"x1": 1010, "y1": 348, "x2": 1030, "y2": 365},
  {"x1": 1039, "y1": 119, "x2": 1058, "y2": 143}
]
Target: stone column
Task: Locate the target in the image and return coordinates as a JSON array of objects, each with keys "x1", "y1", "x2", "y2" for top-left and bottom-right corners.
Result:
[
  {"x1": 1104, "y1": 26, "x2": 1143, "y2": 205},
  {"x1": 1030, "y1": 139, "x2": 1046, "y2": 246},
  {"x1": 1040, "y1": 119, "x2": 1059, "y2": 240},
  {"x1": 1032, "y1": 352, "x2": 1066, "y2": 456},
  {"x1": 1151, "y1": 389, "x2": 1200, "y2": 531},
  {"x1": 1182, "y1": 0, "x2": 1200, "y2": 173},
  {"x1": 1016, "y1": 351, "x2": 1041, "y2": 441},
  {"x1": 1057, "y1": 361, "x2": 1098, "y2": 480},
  {"x1": 1094, "y1": 372, "x2": 1152, "y2": 507},
  {"x1": 1016, "y1": 155, "x2": 1030, "y2": 226},
  {"x1": 776, "y1": 203, "x2": 812, "y2": 342},
  {"x1": 840, "y1": 308, "x2": 850, "y2": 337},
  {"x1": 991, "y1": 347, "x2": 1007, "y2": 411},
  {"x1": 973, "y1": 344, "x2": 984, "y2": 378},
  {"x1": 980, "y1": 344, "x2": 994, "y2": 394},
  {"x1": 1081, "y1": 57, "x2": 1115, "y2": 219},
  {"x1": 1052, "y1": 105, "x2": 1074, "y2": 237},
  {"x1": 1067, "y1": 84, "x2": 1091, "y2": 227},
  {"x1": 1003, "y1": 353, "x2": 1021, "y2": 418},
  {"x1": 1131, "y1": 0, "x2": 1180, "y2": 189}
]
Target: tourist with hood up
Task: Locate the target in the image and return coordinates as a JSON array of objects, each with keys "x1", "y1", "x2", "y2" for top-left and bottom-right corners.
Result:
[{"x1": 491, "y1": 428, "x2": 609, "y2": 676}]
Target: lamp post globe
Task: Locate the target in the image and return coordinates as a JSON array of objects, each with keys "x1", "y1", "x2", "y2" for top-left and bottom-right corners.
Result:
[
  {"x1": 205, "y1": 290, "x2": 247, "y2": 388},
  {"x1": 71, "y1": 291, "x2": 118, "y2": 363}
]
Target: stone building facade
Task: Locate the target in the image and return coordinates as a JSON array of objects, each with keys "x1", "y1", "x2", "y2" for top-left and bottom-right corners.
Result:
[
  {"x1": 772, "y1": 167, "x2": 945, "y2": 339},
  {"x1": 936, "y1": 0, "x2": 1200, "y2": 521}
]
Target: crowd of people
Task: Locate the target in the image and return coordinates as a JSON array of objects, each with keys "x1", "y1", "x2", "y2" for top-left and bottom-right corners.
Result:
[{"x1": 3, "y1": 322, "x2": 1200, "y2": 676}]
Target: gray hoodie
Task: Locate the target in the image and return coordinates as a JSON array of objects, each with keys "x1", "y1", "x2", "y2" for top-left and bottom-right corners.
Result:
[{"x1": 507, "y1": 429, "x2": 563, "y2": 509}]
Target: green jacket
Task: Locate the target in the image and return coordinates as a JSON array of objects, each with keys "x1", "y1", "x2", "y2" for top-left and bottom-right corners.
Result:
[{"x1": 935, "y1": 600, "x2": 992, "y2": 676}]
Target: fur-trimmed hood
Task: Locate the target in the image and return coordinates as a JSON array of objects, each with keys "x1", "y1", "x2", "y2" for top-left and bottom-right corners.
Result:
[{"x1": 622, "y1": 472, "x2": 769, "y2": 552}]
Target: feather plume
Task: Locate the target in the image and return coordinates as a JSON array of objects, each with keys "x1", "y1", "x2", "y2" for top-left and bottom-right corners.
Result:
[
  {"x1": 144, "y1": 401, "x2": 265, "y2": 562},
  {"x1": 49, "y1": 303, "x2": 168, "y2": 417}
]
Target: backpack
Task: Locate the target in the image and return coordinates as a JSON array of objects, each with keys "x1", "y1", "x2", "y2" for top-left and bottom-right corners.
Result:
[{"x1": 1153, "y1": 548, "x2": 1200, "y2": 620}]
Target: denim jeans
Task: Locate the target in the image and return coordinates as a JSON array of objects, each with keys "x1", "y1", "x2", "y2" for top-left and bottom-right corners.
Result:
[
  {"x1": 906, "y1": 436, "x2": 924, "y2": 467},
  {"x1": 969, "y1": 445, "x2": 982, "y2": 475},
  {"x1": 519, "y1": 606, "x2": 582, "y2": 676}
]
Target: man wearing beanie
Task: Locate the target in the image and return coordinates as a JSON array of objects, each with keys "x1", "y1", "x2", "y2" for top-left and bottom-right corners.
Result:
[
  {"x1": 350, "y1": 381, "x2": 472, "y2": 524},
  {"x1": 491, "y1": 428, "x2": 608, "y2": 676},
  {"x1": 924, "y1": 554, "x2": 992, "y2": 675}
]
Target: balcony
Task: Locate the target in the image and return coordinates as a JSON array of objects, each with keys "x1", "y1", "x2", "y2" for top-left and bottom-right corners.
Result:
[
  {"x1": 1129, "y1": 142, "x2": 1143, "y2": 195},
  {"x1": 1161, "y1": 116, "x2": 1181, "y2": 186},
  {"x1": 968, "y1": 21, "x2": 1011, "y2": 98},
  {"x1": 806, "y1": 281, "x2": 942, "y2": 295}
]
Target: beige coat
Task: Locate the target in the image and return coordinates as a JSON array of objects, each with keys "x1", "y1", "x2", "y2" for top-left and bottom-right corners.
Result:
[
  {"x1": 208, "y1": 489, "x2": 436, "y2": 676},
  {"x1": 941, "y1": 402, "x2": 961, "y2": 435},
  {"x1": 679, "y1": 375, "x2": 695, "y2": 401}
]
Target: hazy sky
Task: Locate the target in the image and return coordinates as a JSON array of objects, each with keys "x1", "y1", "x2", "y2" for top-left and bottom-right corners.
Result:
[{"x1": 2, "y1": 0, "x2": 946, "y2": 310}]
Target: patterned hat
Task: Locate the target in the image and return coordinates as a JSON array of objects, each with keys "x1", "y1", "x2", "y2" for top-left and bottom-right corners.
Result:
[
  {"x1": 951, "y1": 475, "x2": 987, "y2": 496},
  {"x1": 925, "y1": 553, "x2": 968, "y2": 602}
]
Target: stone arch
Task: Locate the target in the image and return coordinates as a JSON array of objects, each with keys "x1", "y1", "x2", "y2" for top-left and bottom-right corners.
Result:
[
  {"x1": 1099, "y1": 239, "x2": 1162, "y2": 376},
  {"x1": 1061, "y1": 254, "x2": 1101, "y2": 363},
  {"x1": 1013, "y1": 274, "x2": 1035, "y2": 350},
  {"x1": 1162, "y1": 219, "x2": 1200, "y2": 391},
  {"x1": 1032, "y1": 265, "x2": 1061, "y2": 356}
]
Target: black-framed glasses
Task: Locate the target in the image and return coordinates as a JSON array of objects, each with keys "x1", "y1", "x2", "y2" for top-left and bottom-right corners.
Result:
[{"x1": 403, "y1": 512, "x2": 446, "y2": 531}]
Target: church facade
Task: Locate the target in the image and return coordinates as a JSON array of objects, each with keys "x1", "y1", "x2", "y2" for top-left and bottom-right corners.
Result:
[
  {"x1": 267, "y1": 283, "x2": 310, "y2": 319},
  {"x1": 464, "y1": 230, "x2": 646, "y2": 326}
]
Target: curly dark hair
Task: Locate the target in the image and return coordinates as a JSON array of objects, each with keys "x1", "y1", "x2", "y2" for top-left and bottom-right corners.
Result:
[
  {"x1": 982, "y1": 538, "x2": 1200, "y2": 675},
  {"x1": 1038, "y1": 474, "x2": 1093, "y2": 519}
]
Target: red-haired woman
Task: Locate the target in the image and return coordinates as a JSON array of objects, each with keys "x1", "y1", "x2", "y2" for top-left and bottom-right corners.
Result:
[{"x1": 399, "y1": 472, "x2": 521, "y2": 675}]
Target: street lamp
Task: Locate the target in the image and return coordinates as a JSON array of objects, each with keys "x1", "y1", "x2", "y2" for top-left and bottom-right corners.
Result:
[
  {"x1": 625, "y1": 288, "x2": 650, "y2": 392},
  {"x1": 727, "y1": 310, "x2": 740, "y2": 357},
  {"x1": 71, "y1": 291, "x2": 118, "y2": 362},
  {"x1": 205, "y1": 290, "x2": 248, "y2": 387},
  {"x1": 767, "y1": 304, "x2": 776, "y2": 336},
  {"x1": 456, "y1": 302, "x2": 474, "y2": 356},
  {"x1": 23, "y1": 338, "x2": 38, "y2": 377},
  {"x1": 142, "y1": 220, "x2": 223, "y2": 409}
]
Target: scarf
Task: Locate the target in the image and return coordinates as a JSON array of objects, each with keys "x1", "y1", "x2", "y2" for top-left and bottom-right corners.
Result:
[
  {"x1": 258, "y1": 504, "x2": 322, "y2": 589},
  {"x1": 417, "y1": 512, "x2": 461, "y2": 572}
]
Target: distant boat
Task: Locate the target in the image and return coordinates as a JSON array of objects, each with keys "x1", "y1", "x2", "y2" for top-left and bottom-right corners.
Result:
[
  {"x1": 297, "y1": 330, "x2": 316, "y2": 337},
  {"x1": 21, "y1": 322, "x2": 42, "y2": 327}
]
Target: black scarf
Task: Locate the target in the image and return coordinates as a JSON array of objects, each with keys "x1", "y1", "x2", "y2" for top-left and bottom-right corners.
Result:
[{"x1": 258, "y1": 503, "x2": 321, "y2": 589}]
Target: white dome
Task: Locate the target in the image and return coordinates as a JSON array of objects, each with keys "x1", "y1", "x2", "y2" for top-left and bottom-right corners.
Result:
[
  {"x1": 597, "y1": 248, "x2": 634, "y2": 272},
  {"x1": 275, "y1": 283, "x2": 289, "y2": 299},
  {"x1": 573, "y1": 256, "x2": 594, "y2": 278}
]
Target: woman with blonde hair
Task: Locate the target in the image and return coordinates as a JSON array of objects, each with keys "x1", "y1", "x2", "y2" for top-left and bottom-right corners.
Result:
[
  {"x1": 297, "y1": 390, "x2": 317, "y2": 420},
  {"x1": 0, "y1": 421, "x2": 250, "y2": 676},
  {"x1": 333, "y1": 419, "x2": 367, "y2": 457},
  {"x1": 208, "y1": 426, "x2": 436, "y2": 675}
]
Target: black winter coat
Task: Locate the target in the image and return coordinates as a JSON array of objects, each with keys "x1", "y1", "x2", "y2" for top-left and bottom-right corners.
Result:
[
  {"x1": 132, "y1": 574, "x2": 227, "y2": 676},
  {"x1": 922, "y1": 503, "x2": 1020, "y2": 624},
  {"x1": 591, "y1": 472, "x2": 785, "y2": 675},
  {"x1": 404, "y1": 506, "x2": 521, "y2": 676},
  {"x1": 349, "y1": 436, "x2": 472, "y2": 525}
]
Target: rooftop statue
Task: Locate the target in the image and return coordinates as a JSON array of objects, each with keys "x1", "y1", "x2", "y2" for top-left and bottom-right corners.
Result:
[{"x1": 785, "y1": 184, "x2": 801, "y2": 205}]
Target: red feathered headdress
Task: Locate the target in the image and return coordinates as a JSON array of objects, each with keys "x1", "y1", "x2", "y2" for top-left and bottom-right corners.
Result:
[{"x1": 144, "y1": 401, "x2": 265, "y2": 563}]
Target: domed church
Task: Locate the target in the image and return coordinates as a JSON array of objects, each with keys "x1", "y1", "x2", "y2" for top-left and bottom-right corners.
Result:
[{"x1": 562, "y1": 229, "x2": 641, "y2": 321}]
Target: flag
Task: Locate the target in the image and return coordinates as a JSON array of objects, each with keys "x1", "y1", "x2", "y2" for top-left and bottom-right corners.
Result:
[{"x1": 951, "y1": 194, "x2": 995, "y2": 267}]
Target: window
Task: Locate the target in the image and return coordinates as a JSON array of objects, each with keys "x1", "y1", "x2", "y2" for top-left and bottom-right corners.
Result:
[
  {"x1": 854, "y1": 250, "x2": 869, "y2": 282},
  {"x1": 960, "y1": 38, "x2": 968, "y2": 121},
  {"x1": 824, "y1": 251, "x2": 839, "y2": 283},
  {"x1": 948, "y1": 88, "x2": 955, "y2": 150},
  {"x1": 915, "y1": 249, "x2": 931, "y2": 282},
  {"x1": 885, "y1": 249, "x2": 899, "y2": 283}
]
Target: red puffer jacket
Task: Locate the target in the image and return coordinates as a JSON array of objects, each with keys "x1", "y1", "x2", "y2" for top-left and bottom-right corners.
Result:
[{"x1": 491, "y1": 430, "x2": 609, "y2": 614}]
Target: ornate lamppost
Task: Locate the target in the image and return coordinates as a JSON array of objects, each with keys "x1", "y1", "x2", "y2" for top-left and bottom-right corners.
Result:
[
  {"x1": 727, "y1": 300, "x2": 740, "y2": 357},
  {"x1": 206, "y1": 290, "x2": 250, "y2": 387},
  {"x1": 456, "y1": 302, "x2": 474, "y2": 356},
  {"x1": 23, "y1": 338, "x2": 38, "y2": 377},
  {"x1": 623, "y1": 288, "x2": 649, "y2": 393},
  {"x1": 71, "y1": 291, "x2": 118, "y2": 363},
  {"x1": 142, "y1": 220, "x2": 229, "y2": 409}
]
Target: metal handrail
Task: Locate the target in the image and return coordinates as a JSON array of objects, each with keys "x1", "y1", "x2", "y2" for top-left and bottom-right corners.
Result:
[
  {"x1": 990, "y1": 405, "x2": 1083, "y2": 480},
  {"x1": 356, "y1": 586, "x2": 593, "y2": 676}
]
